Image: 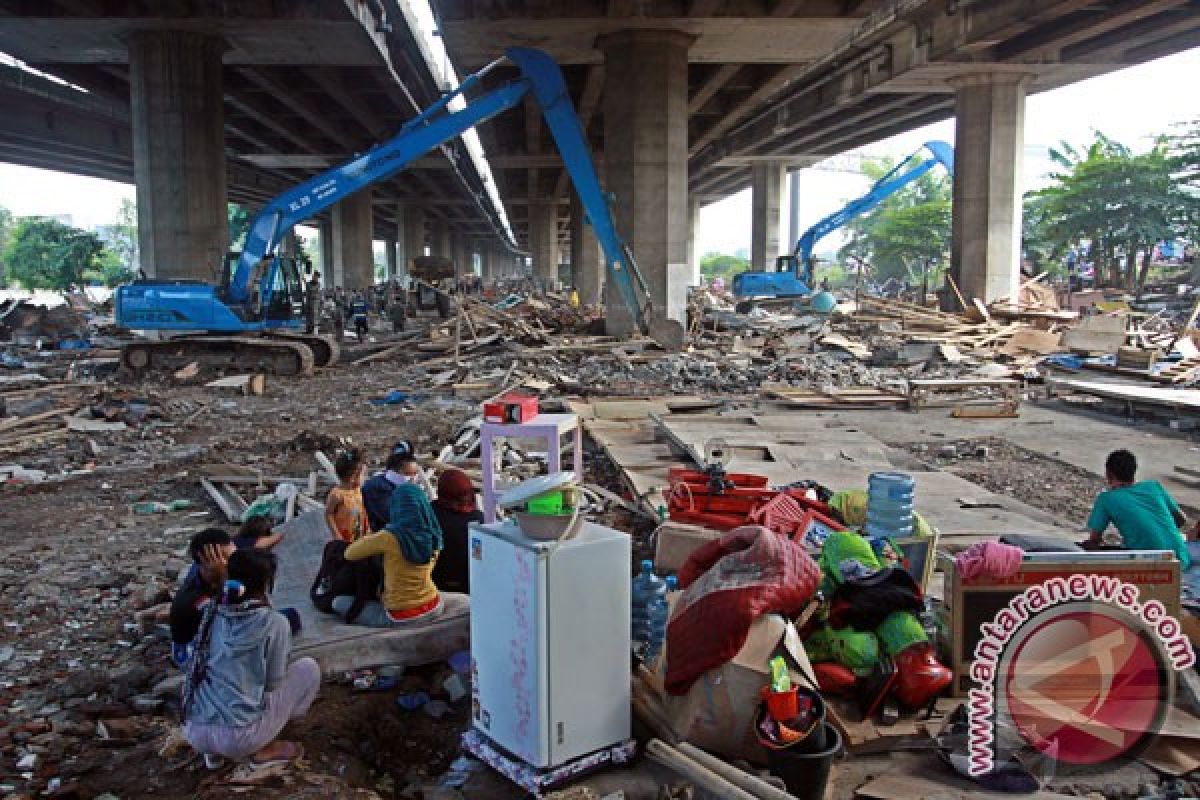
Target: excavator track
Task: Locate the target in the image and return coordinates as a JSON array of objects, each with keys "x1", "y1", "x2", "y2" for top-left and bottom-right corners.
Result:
[
  {"x1": 121, "y1": 336, "x2": 315, "y2": 377},
  {"x1": 265, "y1": 332, "x2": 339, "y2": 368}
]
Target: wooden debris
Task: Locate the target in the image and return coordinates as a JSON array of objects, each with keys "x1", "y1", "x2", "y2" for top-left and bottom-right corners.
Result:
[
  {"x1": 205, "y1": 374, "x2": 265, "y2": 396},
  {"x1": 909, "y1": 378, "x2": 1021, "y2": 413},
  {"x1": 173, "y1": 362, "x2": 199, "y2": 380},
  {"x1": 200, "y1": 477, "x2": 244, "y2": 523},
  {"x1": 766, "y1": 386, "x2": 909, "y2": 409}
]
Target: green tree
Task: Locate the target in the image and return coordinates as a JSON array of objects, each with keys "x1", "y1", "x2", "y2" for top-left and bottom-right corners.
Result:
[
  {"x1": 0, "y1": 205, "x2": 13, "y2": 282},
  {"x1": 228, "y1": 203, "x2": 252, "y2": 249},
  {"x1": 3, "y1": 217, "x2": 106, "y2": 290},
  {"x1": 1028, "y1": 133, "x2": 1196, "y2": 293},
  {"x1": 1171, "y1": 118, "x2": 1200, "y2": 189},
  {"x1": 839, "y1": 155, "x2": 953, "y2": 284},
  {"x1": 110, "y1": 197, "x2": 139, "y2": 272},
  {"x1": 699, "y1": 251, "x2": 750, "y2": 281},
  {"x1": 87, "y1": 249, "x2": 135, "y2": 287}
]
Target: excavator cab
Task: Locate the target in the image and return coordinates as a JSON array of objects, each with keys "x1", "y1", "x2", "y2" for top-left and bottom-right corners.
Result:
[{"x1": 218, "y1": 253, "x2": 305, "y2": 326}]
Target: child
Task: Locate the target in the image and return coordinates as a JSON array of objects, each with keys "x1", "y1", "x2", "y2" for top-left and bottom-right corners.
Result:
[
  {"x1": 326, "y1": 449, "x2": 369, "y2": 543},
  {"x1": 235, "y1": 516, "x2": 284, "y2": 551},
  {"x1": 361, "y1": 440, "x2": 421, "y2": 531}
]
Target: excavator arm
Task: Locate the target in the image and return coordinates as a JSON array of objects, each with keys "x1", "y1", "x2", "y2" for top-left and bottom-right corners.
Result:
[
  {"x1": 228, "y1": 48, "x2": 665, "y2": 337},
  {"x1": 792, "y1": 140, "x2": 954, "y2": 287}
]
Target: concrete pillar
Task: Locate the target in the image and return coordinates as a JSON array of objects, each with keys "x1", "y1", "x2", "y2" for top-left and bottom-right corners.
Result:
[
  {"x1": 599, "y1": 29, "x2": 693, "y2": 334},
  {"x1": 751, "y1": 162, "x2": 786, "y2": 271},
  {"x1": 129, "y1": 31, "x2": 227, "y2": 281},
  {"x1": 529, "y1": 199, "x2": 559, "y2": 289},
  {"x1": 949, "y1": 71, "x2": 1031, "y2": 304},
  {"x1": 317, "y1": 219, "x2": 333, "y2": 287},
  {"x1": 570, "y1": 189, "x2": 603, "y2": 305},
  {"x1": 401, "y1": 205, "x2": 425, "y2": 269},
  {"x1": 331, "y1": 189, "x2": 374, "y2": 289},
  {"x1": 686, "y1": 196, "x2": 700, "y2": 285},
  {"x1": 385, "y1": 237, "x2": 397, "y2": 278},
  {"x1": 429, "y1": 220, "x2": 449, "y2": 260},
  {"x1": 480, "y1": 245, "x2": 493, "y2": 281}
]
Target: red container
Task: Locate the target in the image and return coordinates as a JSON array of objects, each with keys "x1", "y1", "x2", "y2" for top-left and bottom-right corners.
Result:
[
  {"x1": 483, "y1": 392, "x2": 539, "y2": 424},
  {"x1": 761, "y1": 685, "x2": 800, "y2": 722}
]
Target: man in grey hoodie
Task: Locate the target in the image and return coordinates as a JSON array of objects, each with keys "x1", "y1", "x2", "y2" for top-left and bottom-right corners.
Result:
[{"x1": 182, "y1": 549, "x2": 319, "y2": 766}]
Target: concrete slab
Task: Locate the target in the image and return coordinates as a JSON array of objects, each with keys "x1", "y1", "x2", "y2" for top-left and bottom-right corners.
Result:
[
  {"x1": 817, "y1": 401, "x2": 1200, "y2": 516},
  {"x1": 272, "y1": 510, "x2": 470, "y2": 675}
]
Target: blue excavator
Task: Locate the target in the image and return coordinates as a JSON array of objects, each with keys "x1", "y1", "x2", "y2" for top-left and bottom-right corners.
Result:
[
  {"x1": 116, "y1": 48, "x2": 682, "y2": 374},
  {"x1": 731, "y1": 140, "x2": 954, "y2": 308}
]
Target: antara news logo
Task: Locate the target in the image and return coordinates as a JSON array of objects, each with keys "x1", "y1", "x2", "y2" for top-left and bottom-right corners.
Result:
[{"x1": 967, "y1": 574, "x2": 1195, "y2": 776}]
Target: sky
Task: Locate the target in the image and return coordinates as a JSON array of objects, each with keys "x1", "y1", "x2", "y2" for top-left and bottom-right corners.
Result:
[{"x1": 0, "y1": 46, "x2": 1197, "y2": 253}]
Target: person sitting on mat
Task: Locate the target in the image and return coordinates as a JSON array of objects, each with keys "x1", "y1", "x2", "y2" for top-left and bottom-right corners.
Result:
[{"x1": 333, "y1": 483, "x2": 444, "y2": 627}]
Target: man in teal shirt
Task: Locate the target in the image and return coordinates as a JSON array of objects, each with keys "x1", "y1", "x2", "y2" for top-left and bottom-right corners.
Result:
[{"x1": 1085, "y1": 449, "x2": 1191, "y2": 568}]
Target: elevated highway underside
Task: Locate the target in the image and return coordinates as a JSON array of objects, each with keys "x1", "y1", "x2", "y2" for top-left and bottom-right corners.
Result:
[{"x1": 0, "y1": 0, "x2": 1198, "y2": 309}]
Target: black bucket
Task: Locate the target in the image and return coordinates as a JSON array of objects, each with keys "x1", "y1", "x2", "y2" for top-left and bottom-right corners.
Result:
[
  {"x1": 766, "y1": 721, "x2": 842, "y2": 800},
  {"x1": 754, "y1": 689, "x2": 827, "y2": 755}
]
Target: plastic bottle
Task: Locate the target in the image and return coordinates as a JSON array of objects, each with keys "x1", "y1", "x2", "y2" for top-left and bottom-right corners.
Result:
[
  {"x1": 864, "y1": 471, "x2": 915, "y2": 539},
  {"x1": 631, "y1": 560, "x2": 666, "y2": 656},
  {"x1": 644, "y1": 575, "x2": 678, "y2": 662}
]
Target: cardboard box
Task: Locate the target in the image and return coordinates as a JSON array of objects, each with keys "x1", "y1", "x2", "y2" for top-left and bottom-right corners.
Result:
[
  {"x1": 944, "y1": 551, "x2": 1182, "y2": 697},
  {"x1": 659, "y1": 611, "x2": 815, "y2": 765}
]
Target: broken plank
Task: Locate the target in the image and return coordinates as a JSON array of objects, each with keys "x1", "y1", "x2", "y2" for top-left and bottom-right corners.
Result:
[
  {"x1": 952, "y1": 405, "x2": 1019, "y2": 419},
  {"x1": 856, "y1": 773, "x2": 1076, "y2": 800},
  {"x1": 200, "y1": 477, "x2": 243, "y2": 523},
  {"x1": 205, "y1": 374, "x2": 265, "y2": 396},
  {"x1": 0, "y1": 407, "x2": 74, "y2": 433}
]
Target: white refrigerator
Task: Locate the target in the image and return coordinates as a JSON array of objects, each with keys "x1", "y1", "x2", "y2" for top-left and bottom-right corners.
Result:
[{"x1": 468, "y1": 519, "x2": 631, "y2": 769}]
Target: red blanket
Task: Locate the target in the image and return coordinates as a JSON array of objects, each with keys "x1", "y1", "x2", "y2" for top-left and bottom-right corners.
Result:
[{"x1": 664, "y1": 525, "x2": 821, "y2": 695}]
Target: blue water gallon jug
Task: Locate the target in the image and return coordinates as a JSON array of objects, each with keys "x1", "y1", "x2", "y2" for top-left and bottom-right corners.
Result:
[
  {"x1": 644, "y1": 575, "x2": 678, "y2": 661},
  {"x1": 864, "y1": 471, "x2": 915, "y2": 539},
  {"x1": 631, "y1": 560, "x2": 666, "y2": 654}
]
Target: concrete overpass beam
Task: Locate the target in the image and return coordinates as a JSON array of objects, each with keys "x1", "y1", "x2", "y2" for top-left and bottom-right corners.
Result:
[
  {"x1": 331, "y1": 190, "x2": 374, "y2": 289},
  {"x1": 530, "y1": 199, "x2": 560, "y2": 289},
  {"x1": 750, "y1": 162, "x2": 786, "y2": 270},
  {"x1": 570, "y1": 188, "x2": 603, "y2": 305},
  {"x1": 128, "y1": 30, "x2": 227, "y2": 281},
  {"x1": 686, "y1": 196, "x2": 700, "y2": 286},
  {"x1": 317, "y1": 219, "x2": 333, "y2": 287},
  {"x1": 385, "y1": 237, "x2": 397, "y2": 279},
  {"x1": 599, "y1": 29, "x2": 693, "y2": 335},
  {"x1": 950, "y1": 71, "x2": 1032, "y2": 304}
]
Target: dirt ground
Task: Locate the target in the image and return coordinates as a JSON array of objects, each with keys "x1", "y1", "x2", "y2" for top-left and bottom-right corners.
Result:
[
  {"x1": 0, "y1": 326, "x2": 1192, "y2": 799},
  {"x1": 901, "y1": 435, "x2": 1107, "y2": 525}
]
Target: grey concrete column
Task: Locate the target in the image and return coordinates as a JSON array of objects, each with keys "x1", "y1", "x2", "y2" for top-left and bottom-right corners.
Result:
[
  {"x1": 751, "y1": 162, "x2": 786, "y2": 271},
  {"x1": 332, "y1": 189, "x2": 374, "y2": 289},
  {"x1": 529, "y1": 199, "x2": 559, "y2": 289},
  {"x1": 480, "y1": 245, "x2": 493, "y2": 281},
  {"x1": 686, "y1": 196, "x2": 700, "y2": 285},
  {"x1": 599, "y1": 29, "x2": 693, "y2": 334},
  {"x1": 317, "y1": 219, "x2": 333, "y2": 287},
  {"x1": 428, "y1": 220, "x2": 448, "y2": 260},
  {"x1": 385, "y1": 237, "x2": 397, "y2": 278},
  {"x1": 401, "y1": 205, "x2": 426, "y2": 269},
  {"x1": 129, "y1": 30, "x2": 227, "y2": 281},
  {"x1": 570, "y1": 189, "x2": 603, "y2": 305},
  {"x1": 949, "y1": 71, "x2": 1032, "y2": 304}
]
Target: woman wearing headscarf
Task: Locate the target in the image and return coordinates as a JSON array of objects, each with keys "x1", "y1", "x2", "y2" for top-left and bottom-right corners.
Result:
[
  {"x1": 332, "y1": 483, "x2": 444, "y2": 626},
  {"x1": 431, "y1": 468, "x2": 483, "y2": 593}
]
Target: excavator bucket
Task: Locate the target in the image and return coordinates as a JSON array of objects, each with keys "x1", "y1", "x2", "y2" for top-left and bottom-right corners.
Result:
[{"x1": 646, "y1": 311, "x2": 686, "y2": 353}]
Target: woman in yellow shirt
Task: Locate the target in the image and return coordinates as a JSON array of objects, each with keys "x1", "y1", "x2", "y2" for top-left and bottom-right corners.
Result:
[{"x1": 332, "y1": 483, "x2": 444, "y2": 626}]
